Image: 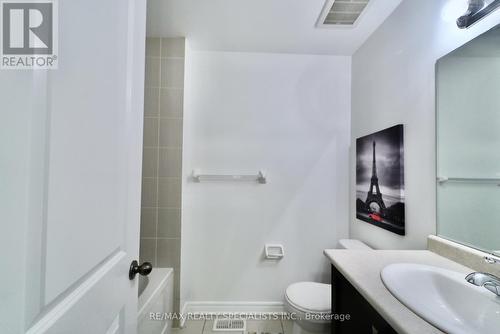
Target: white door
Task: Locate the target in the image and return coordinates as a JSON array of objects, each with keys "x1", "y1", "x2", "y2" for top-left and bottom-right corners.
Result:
[{"x1": 0, "y1": 0, "x2": 147, "y2": 333}]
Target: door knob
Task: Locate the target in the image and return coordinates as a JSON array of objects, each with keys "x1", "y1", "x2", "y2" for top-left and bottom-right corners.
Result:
[{"x1": 129, "y1": 260, "x2": 153, "y2": 280}]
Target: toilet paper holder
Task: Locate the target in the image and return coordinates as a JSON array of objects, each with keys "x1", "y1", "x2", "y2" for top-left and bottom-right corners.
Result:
[{"x1": 265, "y1": 244, "x2": 285, "y2": 260}]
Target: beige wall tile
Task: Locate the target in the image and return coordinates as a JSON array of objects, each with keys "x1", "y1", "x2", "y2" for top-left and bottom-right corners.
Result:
[
  {"x1": 158, "y1": 178, "x2": 181, "y2": 208},
  {"x1": 140, "y1": 208, "x2": 157, "y2": 238},
  {"x1": 173, "y1": 268, "x2": 181, "y2": 314},
  {"x1": 157, "y1": 208, "x2": 181, "y2": 238},
  {"x1": 141, "y1": 177, "x2": 158, "y2": 207},
  {"x1": 143, "y1": 117, "x2": 159, "y2": 147},
  {"x1": 174, "y1": 286, "x2": 180, "y2": 304},
  {"x1": 144, "y1": 87, "x2": 160, "y2": 117},
  {"x1": 161, "y1": 58, "x2": 185, "y2": 88},
  {"x1": 173, "y1": 298, "x2": 180, "y2": 319},
  {"x1": 142, "y1": 147, "x2": 158, "y2": 178},
  {"x1": 146, "y1": 38, "x2": 161, "y2": 57},
  {"x1": 141, "y1": 37, "x2": 183, "y2": 297},
  {"x1": 159, "y1": 148, "x2": 182, "y2": 177},
  {"x1": 157, "y1": 238, "x2": 181, "y2": 268},
  {"x1": 159, "y1": 119, "x2": 183, "y2": 148},
  {"x1": 160, "y1": 88, "x2": 183, "y2": 118},
  {"x1": 161, "y1": 38, "x2": 185, "y2": 58},
  {"x1": 173, "y1": 270, "x2": 180, "y2": 297},
  {"x1": 140, "y1": 238, "x2": 156, "y2": 266},
  {"x1": 145, "y1": 57, "x2": 160, "y2": 87}
]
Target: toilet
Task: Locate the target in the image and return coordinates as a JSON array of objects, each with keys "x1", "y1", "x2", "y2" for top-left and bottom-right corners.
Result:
[{"x1": 284, "y1": 239, "x2": 372, "y2": 334}]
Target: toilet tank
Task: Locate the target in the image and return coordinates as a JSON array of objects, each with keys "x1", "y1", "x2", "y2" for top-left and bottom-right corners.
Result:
[{"x1": 338, "y1": 239, "x2": 372, "y2": 250}]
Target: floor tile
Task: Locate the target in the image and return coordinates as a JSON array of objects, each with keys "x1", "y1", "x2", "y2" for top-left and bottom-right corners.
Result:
[
  {"x1": 202, "y1": 319, "x2": 283, "y2": 334},
  {"x1": 203, "y1": 319, "x2": 242, "y2": 334},
  {"x1": 246, "y1": 320, "x2": 283, "y2": 334},
  {"x1": 178, "y1": 319, "x2": 205, "y2": 334},
  {"x1": 280, "y1": 320, "x2": 294, "y2": 334}
]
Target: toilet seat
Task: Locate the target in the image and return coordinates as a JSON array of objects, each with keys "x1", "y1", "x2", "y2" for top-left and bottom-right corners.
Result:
[{"x1": 285, "y1": 282, "x2": 331, "y2": 314}]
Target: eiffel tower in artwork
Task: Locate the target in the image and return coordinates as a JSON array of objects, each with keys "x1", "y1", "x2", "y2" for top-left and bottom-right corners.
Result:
[{"x1": 365, "y1": 141, "x2": 386, "y2": 212}]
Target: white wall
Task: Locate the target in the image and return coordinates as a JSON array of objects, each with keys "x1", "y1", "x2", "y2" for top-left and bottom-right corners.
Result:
[
  {"x1": 181, "y1": 48, "x2": 351, "y2": 307},
  {"x1": 350, "y1": 0, "x2": 500, "y2": 249}
]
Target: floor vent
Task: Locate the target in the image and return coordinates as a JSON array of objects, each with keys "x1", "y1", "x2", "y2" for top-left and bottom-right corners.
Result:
[
  {"x1": 317, "y1": 0, "x2": 371, "y2": 27},
  {"x1": 212, "y1": 319, "x2": 246, "y2": 332}
]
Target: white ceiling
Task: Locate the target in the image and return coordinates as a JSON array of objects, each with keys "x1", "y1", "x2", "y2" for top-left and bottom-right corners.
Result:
[{"x1": 146, "y1": 0, "x2": 402, "y2": 56}]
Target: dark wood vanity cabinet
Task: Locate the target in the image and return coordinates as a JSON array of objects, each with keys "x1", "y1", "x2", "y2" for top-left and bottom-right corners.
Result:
[{"x1": 331, "y1": 265, "x2": 398, "y2": 334}]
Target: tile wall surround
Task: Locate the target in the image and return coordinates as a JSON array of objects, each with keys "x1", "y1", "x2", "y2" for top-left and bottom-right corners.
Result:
[
  {"x1": 428, "y1": 235, "x2": 500, "y2": 278},
  {"x1": 140, "y1": 37, "x2": 185, "y2": 314}
]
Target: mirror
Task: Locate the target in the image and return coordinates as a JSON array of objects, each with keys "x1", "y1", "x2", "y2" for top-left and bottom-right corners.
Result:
[{"x1": 436, "y1": 25, "x2": 500, "y2": 255}]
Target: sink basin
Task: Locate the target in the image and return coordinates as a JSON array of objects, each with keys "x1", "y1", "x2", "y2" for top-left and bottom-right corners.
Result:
[{"x1": 381, "y1": 263, "x2": 500, "y2": 334}]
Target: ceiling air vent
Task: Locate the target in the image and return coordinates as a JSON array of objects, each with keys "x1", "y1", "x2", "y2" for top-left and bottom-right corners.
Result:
[{"x1": 317, "y1": 0, "x2": 371, "y2": 27}]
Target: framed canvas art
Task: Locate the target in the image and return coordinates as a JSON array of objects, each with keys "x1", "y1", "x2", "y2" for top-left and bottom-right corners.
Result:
[{"x1": 356, "y1": 125, "x2": 405, "y2": 235}]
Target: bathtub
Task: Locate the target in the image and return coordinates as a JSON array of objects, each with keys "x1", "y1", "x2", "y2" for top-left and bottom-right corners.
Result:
[{"x1": 138, "y1": 268, "x2": 174, "y2": 334}]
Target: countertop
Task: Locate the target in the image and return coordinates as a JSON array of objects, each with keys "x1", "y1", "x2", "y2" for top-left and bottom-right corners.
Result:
[{"x1": 323, "y1": 249, "x2": 474, "y2": 334}]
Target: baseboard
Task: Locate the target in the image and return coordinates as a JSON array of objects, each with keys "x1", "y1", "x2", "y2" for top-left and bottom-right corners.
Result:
[{"x1": 179, "y1": 301, "x2": 285, "y2": 327}]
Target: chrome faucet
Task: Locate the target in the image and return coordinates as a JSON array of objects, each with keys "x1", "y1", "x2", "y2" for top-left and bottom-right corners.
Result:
[
  {"x1": 465, "y1": 256, "x2": 500, "y2": 296},
  {"x1": 466, "y1": 272, "x2": 500, "y2": 296}
]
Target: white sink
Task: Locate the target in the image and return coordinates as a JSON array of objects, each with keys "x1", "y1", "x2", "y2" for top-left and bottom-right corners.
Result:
[{"x1": 381, "y1": 263, "x2": 500, "y2": 334}]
